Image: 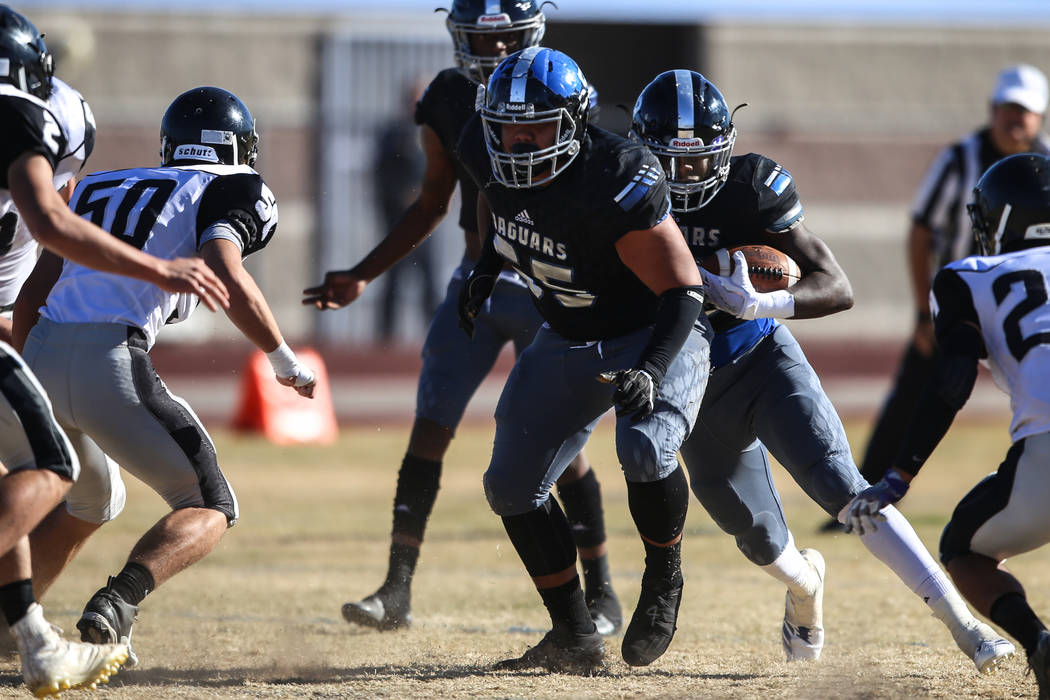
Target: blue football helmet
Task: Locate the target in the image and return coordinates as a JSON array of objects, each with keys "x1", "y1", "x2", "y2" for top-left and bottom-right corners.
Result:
[
  {"x1": 441, "y1": 0, "x2": 546, "y2": 83},
  {"x1": 630, "y1": 70, "x2": 736, "y2": 212},
  {"x1": 480, "y1": 47, "x2": 589, "y2": 188},
  {"x1": 969, "y1": 153, "x2": 1050, "y2": 256},
  {"x1": 0, "y1": 5, "x2": 53, "y2": 100}
]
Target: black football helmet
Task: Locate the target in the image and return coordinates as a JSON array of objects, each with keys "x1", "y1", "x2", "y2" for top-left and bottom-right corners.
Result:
[
  {"x1": 480, "y1": 47, "x2": 589, "y2": 188},
  {"x1": 0, "y1": 5, "x2": 53, "y2": 100},
  {"x1": 968, "y1": 153, "x2": 1050, "y2": 256},
  {"x1": 630, "y1": 70, "x2": 736, "y2": 212},
  {"x1": 160, "y1": 86, "x2": 258, "y2": 167},
  {"x1": 440, "y1": 0, "x2": 546, "y2": 83}
]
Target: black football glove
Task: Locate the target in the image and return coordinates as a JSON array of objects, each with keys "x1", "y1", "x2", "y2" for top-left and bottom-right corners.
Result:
[
  {"x1": 597, "y1": 369, "x2": 657, "y2": 420},
  {"x1": 457, "y1": 271, "x2": 496, "y2": 338}
]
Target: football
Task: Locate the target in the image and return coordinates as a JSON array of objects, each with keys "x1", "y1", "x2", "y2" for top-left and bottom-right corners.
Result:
[{"x1": 698, "y1": 245, "x2": 802, "y2": 292}]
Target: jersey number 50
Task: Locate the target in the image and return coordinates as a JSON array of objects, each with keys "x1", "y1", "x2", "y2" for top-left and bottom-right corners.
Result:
[{"x1": 74, "y1": 177, "x2": 177, "y2": 249}]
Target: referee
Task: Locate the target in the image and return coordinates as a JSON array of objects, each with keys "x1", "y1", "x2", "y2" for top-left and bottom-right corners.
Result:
[{"x1": 823, "y1": 64, "x2": 1050, "y2": 530}]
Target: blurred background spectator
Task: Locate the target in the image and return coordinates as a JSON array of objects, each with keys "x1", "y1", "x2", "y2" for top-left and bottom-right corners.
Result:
[{"x1": 372, "y1": 77, "x2": 437, "y2": 344}]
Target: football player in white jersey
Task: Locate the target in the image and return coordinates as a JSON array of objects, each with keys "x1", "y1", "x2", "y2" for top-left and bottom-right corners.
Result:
[
  {"x1": 0, "y1": 75, "x2": 95, "y2": 344},
  {"x1": 14, "y1": 86, "x2": 317, "y2": 671},
  {"x1": 845, "y1": 153, "x2": 1050, "y2": 698},
  {"x1": 0, "y1": 5, "x2": 231, "y2": 695}
]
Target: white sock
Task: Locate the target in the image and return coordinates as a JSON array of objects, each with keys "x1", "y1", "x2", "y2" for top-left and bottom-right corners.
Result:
[
  {"x1": 759, "y1": 533, "x2": 817, "y2": 597},
  {"x1": 857, "y1": 505, "x2": 975, "y2": 628}
]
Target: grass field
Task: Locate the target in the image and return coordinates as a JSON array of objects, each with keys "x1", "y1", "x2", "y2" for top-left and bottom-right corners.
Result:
[{"x1": 2, "y1": 416, "x2": 1044, "y2": 699}]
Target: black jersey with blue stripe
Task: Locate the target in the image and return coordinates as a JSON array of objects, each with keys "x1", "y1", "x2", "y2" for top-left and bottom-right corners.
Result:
[
  {"x1": 673, "y1": 153, "x2": 804, "y2": 367},
  {"x1": 458, "y1": 118, "x2": 673, "y2": 341},
  {"x1": 415, "y1": 67, "x2": 481, "y2": 235}
]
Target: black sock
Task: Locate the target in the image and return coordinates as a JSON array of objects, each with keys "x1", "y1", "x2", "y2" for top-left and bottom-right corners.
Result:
[
  {"x1": 642, "y1": 540, "x2": 682, "y2": 585},
  {"x1": 580, "y1": 553, "x2": 612, "y2": 598},
  {"x1": 391, "y1": 455, "x2": 442, "y2": 543},
  {"x1": 538, "y1": 577, "x2": 594, "y2": 636},
  {"x1": 0, "y1": 579, "x2": 34, "y2": 626},
  {"x1": 557, "y1": 469, "x2": 607, "y2": 549},
  {"x1": 382, "y1": 543, "x2": 420, "y2": 592},
  {"x1": 108, "y1": 562, "x2": 155, "y2": 606},
  {"x1": 990, "y1": 592, "x2": 1047, "y2": 656}
]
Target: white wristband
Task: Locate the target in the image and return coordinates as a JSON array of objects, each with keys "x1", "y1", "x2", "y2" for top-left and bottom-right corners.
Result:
[
  {"x1": 754, "y1": 290, "x2": 795, "y2": 319},
  {"x1": 266, "y1": 341, "x2": 298, "y2": 377}
]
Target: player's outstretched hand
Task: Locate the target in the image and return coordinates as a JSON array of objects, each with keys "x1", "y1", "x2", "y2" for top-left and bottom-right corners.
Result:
[
  {"x1": 158, "y1": 257, "x2": 230, "y2": 312},
  {"x1": 844, "y1": 470, "x2": 910, "y2": 535},
  {"x1": 276, "y1": 366, "x2": 317, "y2": 399},
  {"x1": 700, "y1": 250, "x2": 761, "y2": 319},
  {"x1": 457, "y1": 271, "x2": 496, "y2": 339},
  {"x1": 597, "y1": 368, "x2": 656, "y2": 421},
  {"x1": 302, "y1": 270, "x2": 367, "y2": 310}
]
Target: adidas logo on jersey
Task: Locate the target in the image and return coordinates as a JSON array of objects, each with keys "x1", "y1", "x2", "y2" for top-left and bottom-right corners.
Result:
[{"x1": 515, "y1": 210, "x2": 534, "y2": 225}]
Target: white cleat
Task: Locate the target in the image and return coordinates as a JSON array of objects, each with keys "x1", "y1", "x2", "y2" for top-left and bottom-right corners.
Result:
[
  {"x1": 953, "y1": 620, "x2": 1015, "y2": 674},
  {"x1": 12, "y1": 604, "x2": 129, "y2": 698},
  {"x1": 782, "y1": 548, "x2": 825, "y2": 662}
]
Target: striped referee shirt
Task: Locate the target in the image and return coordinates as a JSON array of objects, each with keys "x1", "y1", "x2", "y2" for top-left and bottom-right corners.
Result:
[{"x1": 911, "y1": 127, "x2": 1050, "y2": 271}]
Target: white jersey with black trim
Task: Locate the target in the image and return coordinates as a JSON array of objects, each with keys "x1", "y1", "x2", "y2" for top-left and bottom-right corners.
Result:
[
  {"x1": 0, "y1": 78, "x2": 95, "y2": 306},
  {"x1": 41, "y1": 163, "x2": 277, "y2": 348},
  {"x1": 937, "y1": 248, "x2": 1050, "y2": 440}
]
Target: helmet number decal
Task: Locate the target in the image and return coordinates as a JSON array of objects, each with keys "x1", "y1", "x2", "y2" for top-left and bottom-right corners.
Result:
[
  {"x1": 74, "y1": 176, "x2": 177, "y2": 250},
  {"x1": 993, "y1": 269, "x2": 1050, "y2": 362}
]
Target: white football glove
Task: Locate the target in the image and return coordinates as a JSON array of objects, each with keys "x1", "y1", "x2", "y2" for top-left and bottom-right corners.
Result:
[
  {"x1": 700, "y1": 250, "x2": 795, "y2": 320},
  {"x1": 276, "y1": 366, "x2": 317, "y2": 399}
]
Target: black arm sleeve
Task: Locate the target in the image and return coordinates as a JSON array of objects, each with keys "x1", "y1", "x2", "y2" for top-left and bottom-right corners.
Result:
[
  {"x1": 894, "y1": 322, "x2": 983, "y2": 476},
  {"x1": 469, "y1": 227, "x2": 505, "y2": 279},
  {"x1": 635, "y1": 286, "x2": 706, "y2": 385}
]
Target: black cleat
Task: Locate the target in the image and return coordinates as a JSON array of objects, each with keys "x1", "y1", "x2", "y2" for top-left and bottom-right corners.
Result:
[
  {"x1": 621, "y1": 576, "x2": 683, "y2": 667},
  {"x1": 494, "y1": 627, "x2": 606, "y2": 675},
  {"x1": 76, "y1": 578, "x2": 139, "y2": 669},
  {"x1": 587, "y1": 587, "x2": 623, "y2": 636},
  {"x1": 341, "y1": 588, "x2": 412, "y2": 631}
]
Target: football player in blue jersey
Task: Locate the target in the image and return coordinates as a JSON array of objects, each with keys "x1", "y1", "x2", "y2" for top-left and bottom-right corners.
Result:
[
  {"x1": 631, "y1": 69, "x2": 1016, "y2": 672},
  {"x1": 846, "y1": 153, "x2": 1050, "y2": 698},
  {"x1": 456, "y1": 48, "x2": 709, "y2": 672},
  {"x1": 303, "y1": 0, "x2": 621, "y2": 635}
]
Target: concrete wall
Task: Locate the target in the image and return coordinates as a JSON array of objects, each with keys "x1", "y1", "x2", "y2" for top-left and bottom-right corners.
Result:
[{"x1": 25, "y1": 10, "x2": 1050, "y2": 346}]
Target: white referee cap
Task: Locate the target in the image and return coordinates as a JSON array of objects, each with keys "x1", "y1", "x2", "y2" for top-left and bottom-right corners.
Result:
[{"x1": 991, "y1": 64, "x2": 1049, "y2": 115}]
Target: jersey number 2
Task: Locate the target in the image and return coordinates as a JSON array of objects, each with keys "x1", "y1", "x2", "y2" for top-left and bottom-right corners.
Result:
[
  {"x1": 74, "y1": 177, "x2": 177, "y2": 249},
  {"x1": 993, "y1": 269, "x2": 1050, "y2": 362}
]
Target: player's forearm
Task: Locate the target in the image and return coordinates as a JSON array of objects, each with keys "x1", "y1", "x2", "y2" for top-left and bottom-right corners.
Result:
[
  {"x1": 11, "y1": 250, "x2": 63, "y2": 352},
  {"x1": 783, "y1": 269, "x2": 853, "y2": 319},
  {"x1": 222, "y1": 267, "x2": 283, "y2": 352},
  {"x1": 351, "y1": 197, "x2": 446, "y2": 281},
  {"x1": 43, "y1": 213, "x2": 166, "y2": 282}
]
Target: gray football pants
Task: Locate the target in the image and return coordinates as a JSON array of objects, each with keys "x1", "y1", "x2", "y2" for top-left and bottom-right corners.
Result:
[
  {"x1": 484, "y1": 320, "x2": 712, "y2": 517},
  {"x1": 681, "y1": 324, "x2": 867, "y2": 565},
  {"x1": 417, "y1": 261, "x2": 540, "y2": 431},
  {"x1": 23, "y1": 319, "x2": 238, "y2": 525}
]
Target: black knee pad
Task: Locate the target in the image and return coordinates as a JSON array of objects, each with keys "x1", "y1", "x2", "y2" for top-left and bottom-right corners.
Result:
[{"x1": 627, "y1": 466, "x2": 688, "y2": 543}]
